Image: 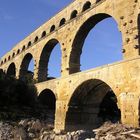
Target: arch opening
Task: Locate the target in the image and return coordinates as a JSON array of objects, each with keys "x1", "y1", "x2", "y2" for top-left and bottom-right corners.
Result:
[
  {"x1": 4, "y1": 58, "x2": 7, "y2": 63},
  {"x1": 12, "y1": 52, "x2": 15, "y2": 58},
  {"x1": 27, "y1": 41, "x2": 31, "y2": 48},
  {"x1": 34, "y1": 36, "x2": 39, "y2": 43},
  {"x1": 70, "y1": 10, "x2": 78, "y2": 20},
  {"x1": 42, "y1": 31, "x2": 46, "y2": 38},
  {"x1": 8, "y1": 56, "x2": 11, "y2": 61},
  {"x1": 50, "y1": 25, "x2": 55, "y2": 33},
  {"x1": 69, "y1": 14, "x2": 122, "y2": 74},
  {"x1": 59, "y1": 18, "x2": 66, "y2": 27},
  {"x1": 38, "y1": 89, "x2": 56, "y2": 125},
  {"x1": 38, "y1": 89, "x2": 56, "y2": 110},
  {"x1": 7, "y1": 63, "x2": 16, "y2": 77},
  {"x1": 19, "y1": 53, "x2": 34, "y2": 82},
  {"x1": 17, "y1": 49, "x2": 20, "y2": 55},
  {"x1": 22, "y1": 46, "x2": 26, "y2": 51},
  {"x1": 38, "y1": 39, "x2": 62, "y2": 82},
  {"x1": 65, "y1": 79, "x2": 121, "y2": 131},
  {"x1": 82, "y1": 1, "x2": 91, "y2": 12}
]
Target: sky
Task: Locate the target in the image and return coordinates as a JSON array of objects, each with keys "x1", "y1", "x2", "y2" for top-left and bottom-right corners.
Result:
[
  {"x1": 0, "y1": 0, "x2": 122, "y2": 78},
  {"x1": 0, "y1": 0, "x2": 71, "y2": 56}
]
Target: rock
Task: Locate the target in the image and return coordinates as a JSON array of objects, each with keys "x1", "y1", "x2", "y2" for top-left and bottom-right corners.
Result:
[
  {"x1": 42, "y1": 131, "x2": 48, "y2": 135},
  {"x1": 0, "y1": 123, "x2": 15, "y2": 140},
  {"x1": 29, "y1": 132, "x2": 36, "y2": 138},
  {"x1": 31, "y1": 119, "x2": 42, "y2": 131},
  {"x1": 76, "y1": 130, "x2": 85, "y2": 135},
  {"x1": 54, "y1": 135, "x2": 63, "y2": 140},
  {"x1": 55, "y1": 130, "x2": 61, "y2": 135},
  {"x1": 27, "y1": 127, "x2": 34, "y2": 133},
  {"x1": 50, "y1": 133, "x2": 55, "y2": 139},
  {"x1": 66, "y1": 134, "x2": 72, "y2": 140},
  {"x1": 41, "y1": 134, "x2": 51, "y2": 140},
  {"x1": 104, "y1": 134, "x2": 116, "y2": 140},
  {"x1": 27, "y1": 121, "x2": 32, "y2": 126},
  {"x1": 0, "y1": 117, "x2": 138, "y2": 140},
  {"x1": 67, "y1": 132, "x2": 70, "y2": 135},
  {"x1": 13, "y1": 126, "x2": 28, "y2": 140},
  {"x1": 19, "y1": 119, "x2": 28, "y2": 127},
  {"x1": 71, "y1": 131, "x2": 75, "y2": 136},
  {"x1": 40, "y1": 134, "x2": 44, "y2": 140},
  {"x1": 73, "y1": 134, "x2": 79, "y2": 140}
]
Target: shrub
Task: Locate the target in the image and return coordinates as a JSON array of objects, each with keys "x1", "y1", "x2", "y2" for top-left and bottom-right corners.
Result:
[{"x1": 0, "y1": 70, "x2": 37, "y2": 107}]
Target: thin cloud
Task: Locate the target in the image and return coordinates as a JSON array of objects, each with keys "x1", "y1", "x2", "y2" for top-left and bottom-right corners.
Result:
[
  {"x1": 3, "y1": 15, "x2": 14, "y2": 20},
  {"x1": 0, "y1": 8, "x2": 14, "y2": 21}
]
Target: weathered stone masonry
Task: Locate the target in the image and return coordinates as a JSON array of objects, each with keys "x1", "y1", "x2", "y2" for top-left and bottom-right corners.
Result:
[{"x1": 0, "y1": 0, "x2": 140, "y2": 132}]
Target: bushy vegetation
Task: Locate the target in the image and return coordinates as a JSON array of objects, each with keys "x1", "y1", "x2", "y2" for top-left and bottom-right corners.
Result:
[
  {"x1": 0, "y1": 70, "x2": 53, "y2": 121},
  {"x1": 0, "y1": 69, "x2": 37, "y2": 107}
]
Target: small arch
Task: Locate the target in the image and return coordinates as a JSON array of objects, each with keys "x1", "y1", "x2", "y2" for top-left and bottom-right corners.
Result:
[
  {"x1": 12, "y1": 52, "x2": 15, "y2": 58},
  {"x1": 50, "y1": 25, "x2": 55, "y2": 33},
  {"x1": 27, "y1": 41, "x2": 31, "y2": 48},
  {"x1": 65, "y1": 79, "x2": 121, "y2": 131},
  {"x1": 8, "y1": 56, "x2": 11, "y2": 60},
  {"x1": 38, "y1": 89, "x2": 56, "y2": 109},
  {"x1": 34, "y1": 36, "x2": 39, "y2": 43},
  {"x1": 17, "y1": 49, "x2": 20, "y2": 55},
  {"x1": 38, "y1": 89, "x2": 56, "y2": 127},
  {"x1": 70, "y1": 10, "x2": 78, "y2": 20},
  {"x1": 4, "y1": 58, "x2": 7, "y2": 63},
  {"x1": 82, "y1": 1, "x2": 91, "y2": 12},
  {"x1": 22, "y1": 45, "x2": 26, "y2": 51},
  {"x1": 59, "y1": 18, "x2": 66, "y2": 27},
  {"x1": 7, "y1": 63, "x2": 16, "y2": 77},
  {"x1": 41, "y1": 31, "x2": 46, "y2": 38}
]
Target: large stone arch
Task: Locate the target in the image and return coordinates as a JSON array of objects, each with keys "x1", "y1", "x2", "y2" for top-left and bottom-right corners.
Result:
[
  {"x1": 38, "y1": 88, "x2": 57, "y2": 126},
  {"x1": 7, "y1": 62, "x2": 16, "y2": 77},
  {"x1": 65, "y1": 79, "x2": 121, "y2": 131},
  {"x1": 38, "y1": 39, "x2": 62, "y2": 82},
  {"x1": 38, "y1": 88, "x2": 56, "y2": 109},
  {"x1": 69, "y1": 13, "x2": 122, "y2": 74},
  {"x1": 19, "y1": 53, "x2": 35, "y2": 80}
]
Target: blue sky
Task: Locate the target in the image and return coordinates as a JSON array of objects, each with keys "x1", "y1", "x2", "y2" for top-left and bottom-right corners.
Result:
[
  {"x1": 0, "y1": 0, "x2": 122, "y2": 77},
  {"x1": 0, "y1": 0, "x2": 71, "y2": 56}
]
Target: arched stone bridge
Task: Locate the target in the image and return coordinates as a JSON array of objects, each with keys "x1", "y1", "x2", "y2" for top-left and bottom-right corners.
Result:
[{"x1": 0, "y1": 0, "x2": 140, "y2": 131}]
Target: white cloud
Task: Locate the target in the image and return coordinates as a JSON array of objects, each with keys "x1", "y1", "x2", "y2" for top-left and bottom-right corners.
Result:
[
  {"x1": 3, "y1": 15, "x2": 14, "y2": 20},
  {"x1": 0, "y1": 8, "x2": 14, "y2": 21}
]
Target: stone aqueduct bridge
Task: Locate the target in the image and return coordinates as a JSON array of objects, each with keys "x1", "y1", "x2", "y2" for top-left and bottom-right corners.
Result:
[{"x1": 0, "y1": 0, "x2": 140, "y2": 131}]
